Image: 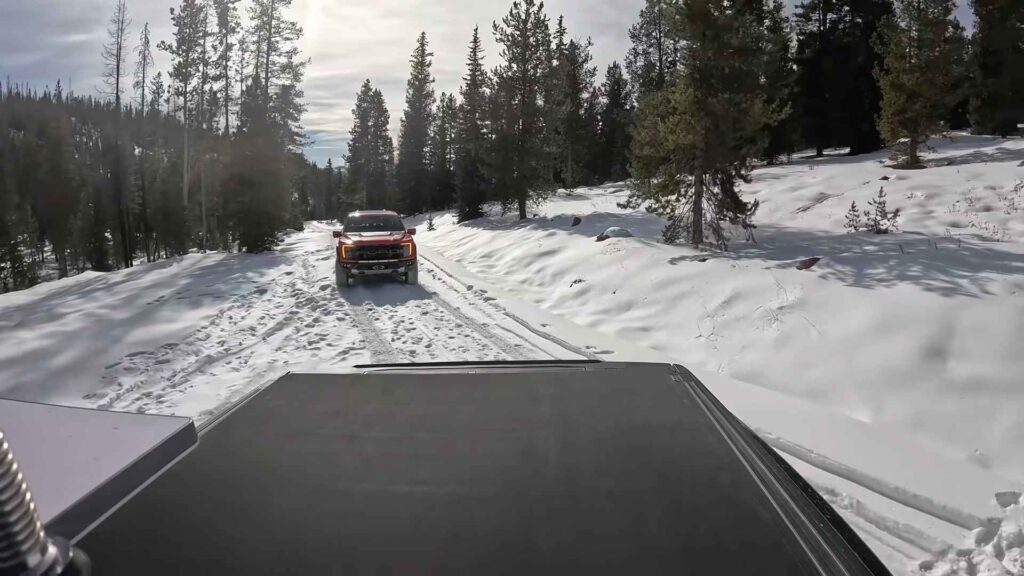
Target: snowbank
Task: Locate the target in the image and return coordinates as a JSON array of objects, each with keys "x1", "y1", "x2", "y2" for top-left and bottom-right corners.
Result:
[{"x1": 415, "y1": 135, "x2": 1024, "y2": 480}]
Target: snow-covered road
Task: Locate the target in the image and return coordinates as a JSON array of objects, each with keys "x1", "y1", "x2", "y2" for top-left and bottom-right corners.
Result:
[{"x1": 0, "y1": 222, "x2": 582, "y2": 423}]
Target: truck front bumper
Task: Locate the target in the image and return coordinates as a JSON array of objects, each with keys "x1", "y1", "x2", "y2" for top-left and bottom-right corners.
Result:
[{"x1": 340, "y1": 259, "x2": 416, "y2": 276}]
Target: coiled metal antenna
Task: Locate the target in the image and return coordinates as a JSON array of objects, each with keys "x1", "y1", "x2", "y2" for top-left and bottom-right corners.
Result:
[{"x1": 0, "y1": 429, "x2": 70, "y2": 576}]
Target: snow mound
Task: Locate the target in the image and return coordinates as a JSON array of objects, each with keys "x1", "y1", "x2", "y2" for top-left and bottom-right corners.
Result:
[{"x1": 920, "y1": 499, "x2": 1024, "y2": 575}]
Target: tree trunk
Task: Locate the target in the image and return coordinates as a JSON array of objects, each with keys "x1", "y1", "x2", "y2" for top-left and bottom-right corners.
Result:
[
  {"x1": 201, "y1": 161, "x2": 208, "y2": 253},
  {"x1": 691, "y1": 171, "x2": 705, "y2": 247},
  {"x1": 183, "y1": 124, "x2": 190, "y2": 205},
  {"x1": 907, "y1": 135, "x2": 920, "y2": 167},
  {"x1": 815, "y1": 144, "x2": 824, "y2": 157},
  {"x1": 518, "y1": 195, "x2": 527, "y2": 220}
]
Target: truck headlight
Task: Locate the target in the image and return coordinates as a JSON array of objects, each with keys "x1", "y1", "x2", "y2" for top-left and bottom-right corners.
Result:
[{"x1": 401, "y1": 242, "x2": 415, "y2": 259}]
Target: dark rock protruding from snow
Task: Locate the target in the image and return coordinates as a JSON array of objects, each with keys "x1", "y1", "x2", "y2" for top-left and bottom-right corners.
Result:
[
  {"x1": 596, "y1": 227, "x2": 633, "y2": 242},
  {"x1": 796, "y1": 257, "x2": 821, "y2": 270},
  {"x1": 571, "y1": 216, "x2": 582, "y2": 227},
  {"x1": 996, "y1": 491, "x2": 1022, "y2": 509}
]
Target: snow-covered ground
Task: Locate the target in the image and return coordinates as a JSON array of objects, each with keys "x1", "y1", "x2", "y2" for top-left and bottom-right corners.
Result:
[{"x1": 1, "y1": 134, "x2": 1022, "y2": 575}]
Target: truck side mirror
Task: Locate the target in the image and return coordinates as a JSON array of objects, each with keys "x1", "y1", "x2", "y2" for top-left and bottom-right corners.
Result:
[
  {"x1": 406, "y1": 228, "x2": 417, "y2": 236},
  {"x1": 332, "y1": 231, "x2": 343, "y2": 238}
]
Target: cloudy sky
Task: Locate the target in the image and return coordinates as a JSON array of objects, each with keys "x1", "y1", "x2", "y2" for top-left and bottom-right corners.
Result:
[{"x1": 1, "y1": 0, "x2": 971, "y2": 166}]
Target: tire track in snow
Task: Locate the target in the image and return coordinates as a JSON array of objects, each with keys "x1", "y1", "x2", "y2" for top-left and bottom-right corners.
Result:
[
  {"x1": 422, "y1": 287, "x2": 536, "y2": 361},
  {"x1": 348, "y1": 301, "x2": 400, "y2": 364}
]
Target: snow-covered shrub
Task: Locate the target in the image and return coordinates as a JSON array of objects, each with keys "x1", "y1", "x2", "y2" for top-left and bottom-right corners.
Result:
[
  {"x1": 426, "y1": 214, "x2": 436, "y2": 232},
  {"x1": 844, "y1": 202, "x2": 862, "y2": 233}
]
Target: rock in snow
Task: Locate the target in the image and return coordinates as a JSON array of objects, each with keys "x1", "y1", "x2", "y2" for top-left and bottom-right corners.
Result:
[
  {"x1": 796, "y1": 257, "x2": 821, "y2": 270},
  {"x1": 571, "y1": 216, "x2": 582, "y2": 227},
  {"x1": 595, "y1": 227, "x2": 633, "y2": 242}
]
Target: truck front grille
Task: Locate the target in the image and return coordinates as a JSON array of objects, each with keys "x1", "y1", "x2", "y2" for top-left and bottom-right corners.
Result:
[{"x1": 351, "y1": 245, "x2": 404, "y2": 260}]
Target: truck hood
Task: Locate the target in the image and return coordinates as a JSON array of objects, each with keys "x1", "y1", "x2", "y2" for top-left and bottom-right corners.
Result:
[{"x1": 344, "y1": 231, "x2": 407, "y2": 243}]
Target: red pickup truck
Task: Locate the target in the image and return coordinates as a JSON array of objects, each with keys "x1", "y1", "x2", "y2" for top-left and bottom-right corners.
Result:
[{"x1": 333, "y1": 210, "x2": 418, "y2": 287}]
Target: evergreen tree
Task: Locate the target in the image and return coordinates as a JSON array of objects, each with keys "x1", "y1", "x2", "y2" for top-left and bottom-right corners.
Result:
[
  {"x1": 944, "y1": 18, "x2": 972, "y2": 130},
  {"x1": 430, "y1": 93, "x2": 457, "y2": 210},
  {"x1": 134, "y1": 23, "x2": 155, "y2": 112},
  {"x1": 876, "y1": 0, "x2": 960, "y2": 167},
  {"x1": 625, "y1": 0, "x2": 681, "y2": 98},
  {"x1": 133, "y1": 22, "x2": 156, "y2": 261},
  {"x1": 626, "y1": 0, "x2": 775, "y2": 248},
  {"x1": 101, "y1": 0, "x2": 133, "y2": 268},
  {"x1": 159, "y1": 0, "x2": 206, "y2": 205},
  {"x1": 844, "y1": 201, "x2": 862, "y2": 231},
  {"x1": 454, "y1": 27, "x2": 491, "y2": 222},
  {"x1": 490, "y1": 0, "x2": 554, "y2": 219},
  {"x1": 760, "y1": 0, "x2": 798, "y2": 163},
  {"x1": 213, "y1": 0, "x2": 241, "y2": 135},
  {"x1": 226, "y1": 75, "x2": 289, "y2": 252},
  {"x1": 833, "y1": 0, "x2": 893, "y2": 154},
  {"x1": 396, "y1": 32, "x2": 436, "y2": 214},
  {"x1": 968, "y1": 0, "x2": 1024, "y2": 135},
  {"x1": 793, "y1": 0, "x2": 892, "y2": 156},
  {"x1": 551, "y1": 36, "x2": 598, "y2": 189},
  {"x1": 247, "y1": 0, "x2": 308, "y2": 148},
  {"x1": 596, "y1": 62, "x2": 633, "y2": 182},
  {"x1": 344, "y1": 80, "x2": 396, "y2": 212}
]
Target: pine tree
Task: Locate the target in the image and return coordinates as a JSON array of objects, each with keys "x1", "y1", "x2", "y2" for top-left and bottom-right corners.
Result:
[
  {"x1": 396, "y1": 32, "x2": 436, "y2": 214},
  {"x1": 968, "y1": 0, "x2": 1024, "y2": 136},
  {"x1": 833, "y1": 0, "x2": 894, "y2": 154},
  {"x1": 454, "y1": 27, "x2": 491, "y2": 222},
  {"x1": 247, "y1": 0, "x2": 307, "y2": 148},
  {"x1": 626, "y1": 0, "x2": 775, "y2": 248},
  {"x1": 864, "y1": 187, "x2": 900, "y2": 232},
  {"x1": 944, "y1": 18, "x2": 972, "y2": 130},
  {"x1": 213, "y1": 0, "x2": 241, "y2": 135},
  {"x1": 149, "y1": 72, "x2": 166, "y2": 116},
  {"x1": 625, "y1": 0, "x2": 681, "y2": 98},
  {"x1": 159, "y1": 0, "x2": 206, "y2": 205},
  {"x1": 760, "y1": 0, "x2": 798, "y2": 163},
  {"x1": 793, "y1": 0, "x2": 841, "y2": 156},
  {"x1": 101, "y1": 0, "x2": 133, "y2": 268},
  {"x1": 226, "y1": 75, "x2": 289, "y2": 252},
  {"x1": 430, "y1": 93, "x2": 457, "y2": 210},
  {"x1": 876, "y1": 0, "x2": 961, "y2": 167},
  {"x1": 134, "y1": 22, "x2": 155, "y2": 261},
  {"x1": 134, "y1": 23, "x2": 155, "y2": 112},
  {"x1": 844, "y1": 201, "x2": 862, "y2": 231},
  {"x1": 491, "y1": 0, "x2": 554, "y2": 219},
  {"x1": 551, "y1": 36, "x2": 597, "y2": 189},
  {"x1": 596, "y1": 62, "x2": 633, "y2": 182},
  {"x1": 344, "y1": 80, "x2": 395, "y2": 212}
]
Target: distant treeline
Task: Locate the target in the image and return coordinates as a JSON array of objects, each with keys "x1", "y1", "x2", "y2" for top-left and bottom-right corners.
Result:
[{"x1": 0, "y1": 0, "x2": 328, "y2": 292}]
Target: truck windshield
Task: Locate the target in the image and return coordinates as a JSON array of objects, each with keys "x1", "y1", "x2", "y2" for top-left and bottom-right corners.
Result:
[{"x1": 344, "y1": 215, "x2": 405, "y2": 233}]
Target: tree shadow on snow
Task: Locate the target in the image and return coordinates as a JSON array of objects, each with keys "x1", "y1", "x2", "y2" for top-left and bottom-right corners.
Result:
[
  {"x1": 726, "y1": 225, "x2": 1024, "y2": 298},
  {"x1": 458, "y1": 209, "x2": 667, "y2": 243}
]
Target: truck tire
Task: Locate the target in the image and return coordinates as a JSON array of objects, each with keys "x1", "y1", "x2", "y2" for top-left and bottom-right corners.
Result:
[
  {"x1": 335, "y1": 262, "x2": 351, "y2": 288},
  {"x1": 405, "y1": 262, "x2": 418, "y2": 285}
]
